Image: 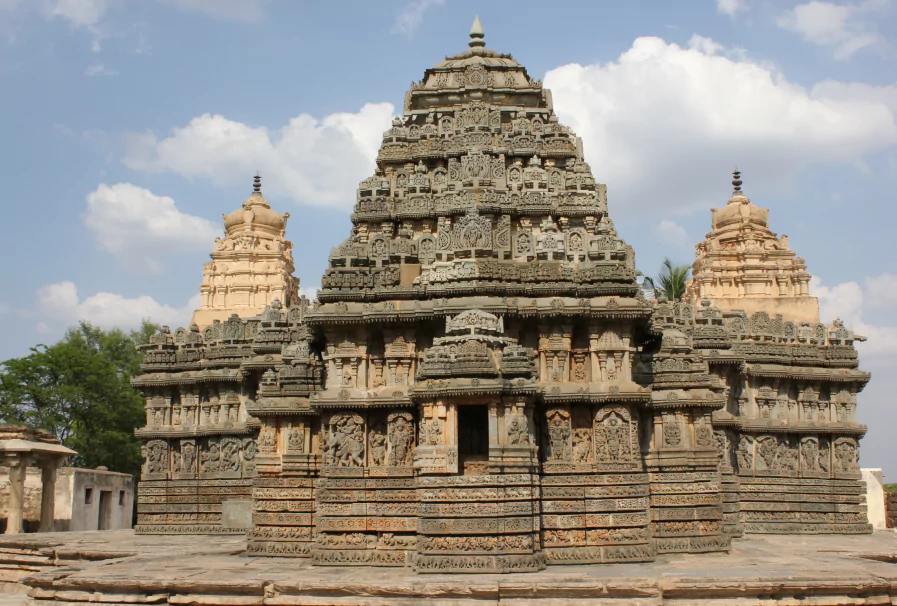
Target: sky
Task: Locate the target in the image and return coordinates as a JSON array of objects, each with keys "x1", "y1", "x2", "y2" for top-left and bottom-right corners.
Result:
[{"x1": 0, "y1": 0, "x2": 895, "y2": 476}]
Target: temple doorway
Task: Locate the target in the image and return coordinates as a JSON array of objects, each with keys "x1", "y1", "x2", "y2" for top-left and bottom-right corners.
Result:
[{"x1": 457, "y1": 405, "x2": 489, "y2": 474}]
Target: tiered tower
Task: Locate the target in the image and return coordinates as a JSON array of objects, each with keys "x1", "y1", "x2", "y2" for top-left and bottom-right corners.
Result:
[
  {"x1": 686, "y1": 174, "x2": 870, "y2": 535},
  {"x1": 192, "y1": 175, "x2": 299, "y2": 328},
  {"x1": 685, "y1": 171, "x2": 817, "y2": 322}
]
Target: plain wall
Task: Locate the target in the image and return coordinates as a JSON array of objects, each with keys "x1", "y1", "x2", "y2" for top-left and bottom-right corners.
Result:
[{"x1": 66, "y1": 468, "x2": 135, "y2": 531}]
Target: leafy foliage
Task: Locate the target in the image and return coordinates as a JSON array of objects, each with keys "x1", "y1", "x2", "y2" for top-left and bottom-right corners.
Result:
[
  {"x1": 0, "y1": 321, "x2": 157, "y2": 477},
  {"x1": 641, "y1": 258, "x2": 692, "y2": 301}
]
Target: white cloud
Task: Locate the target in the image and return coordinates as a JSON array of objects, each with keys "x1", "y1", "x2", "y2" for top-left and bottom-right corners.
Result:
[
  {"x1": 653, "y1": 219, "x2": 690, "y2": 247},
  {"x1": 812, "y1": 275, "x2": 897, "y2": 358},
  {"x1": 776, "y1": 1, "x2": 883, "y2": 59},
  {"x1": 84, "y1": 183, "x2": 219, "y2": 274},
  {"x1": 543, "y1": 35, "x2": 897, "y2": 221},
  {"x1": 122, "y1": 103, "x2": 395, "y2": 211},
  {"x1": 85, "y1": 63, "x2": 116, "y2": 76},
  {"x1": 717, "y1": 0, "x2": 748, "y2": 17},
  {"x1": 44, "y1": 0, "x2": 108, "y2": 27},
  {"x1": 392, "y1": 0, "x2": 444, "y2": 36},
  {"x1": 864, "y1": 273, "x2": 897, "y2": 309},
  {"x1": 34, "y1": 281, "x2": 199, "y2": 333},
  {"x1": 0, "y1": 0, "x2": 23, "y2": 10},
  {"x1": 160, "y1": 0, "x2": 269, "y2": 21}
]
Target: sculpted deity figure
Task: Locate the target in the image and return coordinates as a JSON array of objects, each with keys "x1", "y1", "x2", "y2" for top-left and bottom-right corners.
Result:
[
  {"x1": 221, "y1": 437, "x2": 241, "y2": 472},
  {"x1": 388, "y1": 413, "x2": 413, "y2": 466},
  {"x1": 200, "y1": 441, "x2": 220, "y2": 473},
  {"x1": 801, "y1": 438, "x2": 819, "y2": 472},
  {"x1": 736, "y1": 436, "x2": 753, "y2": 471},
  {"x1": 506, "y1": 410, "x2": 528, "y2": 445},
  {"x1": 181, "y1": 440, "x2": 196, "y2": 473},
  {"x1": 329, "y1": 414, "x2": 365, "y2": 467},
  {"x1": 572, "y1": 428, "x2": 592, "y2": 464},
  {"x1": 369, "y1": 424, "x2": 387, "y2": 466},
  {"x1": 546, "y1": 410, "x2": 571, "y2": 461}
]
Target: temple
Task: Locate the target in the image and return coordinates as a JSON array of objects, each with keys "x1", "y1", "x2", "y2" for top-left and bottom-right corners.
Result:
[{"x1": 132, "y1": 19, "x2": 870, "y2": 573}]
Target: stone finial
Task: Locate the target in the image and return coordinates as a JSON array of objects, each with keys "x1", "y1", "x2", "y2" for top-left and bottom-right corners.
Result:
[
  {"x1": 253, "y1": 172, "x2": 262, "y2": 194},
  {"x1": 732, "y1": 168, "x2": 742, "y2": 194},
  {"x1": 469, "y1": 15, "x2": 485, "y2": 48}
]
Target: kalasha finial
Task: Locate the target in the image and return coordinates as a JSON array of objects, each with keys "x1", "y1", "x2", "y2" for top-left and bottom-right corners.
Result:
[
  {"x1": 732, "y1": 168, "x2": 742, "y2": 193},
  {"x1": 469, "y1": 15, "x2": 485, "y2": 48},
  {"x1": 253, "y1": 172, "x2": 262, "y2": 194}
]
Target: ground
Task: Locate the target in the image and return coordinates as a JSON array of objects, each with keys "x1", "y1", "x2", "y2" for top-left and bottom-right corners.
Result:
[{"x1": 0, "y1": 530, "x2": 896, "y2": 604}]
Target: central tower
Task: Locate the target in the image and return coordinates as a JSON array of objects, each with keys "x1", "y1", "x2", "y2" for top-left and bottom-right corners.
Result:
[{"x1": 245, "y1": 18, "x2": 731, "y2": 572}]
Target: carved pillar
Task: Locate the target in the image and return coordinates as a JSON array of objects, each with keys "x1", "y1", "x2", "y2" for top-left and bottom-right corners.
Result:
[{"x1": 5, "y1": 455, "x2": 27, "y2": 534}]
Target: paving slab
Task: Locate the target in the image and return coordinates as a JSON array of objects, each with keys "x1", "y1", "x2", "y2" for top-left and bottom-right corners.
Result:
[{"x1": 2, "y1": 530, "x2": 896, "y2": 605}]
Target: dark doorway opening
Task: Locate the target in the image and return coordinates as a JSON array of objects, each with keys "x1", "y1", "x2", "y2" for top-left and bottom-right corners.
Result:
[
  {"x1": 458, "y1": 405, "x2": 489, "y2": 458},
  {"x1": 98, "y1": 490, "x2": 113, "y2": 530}
]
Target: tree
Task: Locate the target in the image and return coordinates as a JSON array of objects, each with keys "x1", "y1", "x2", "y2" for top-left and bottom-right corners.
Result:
[
  {"x1": 0, "y1": 320, "x2": 157, "y2": 477},
  {"x1": 641, "y1": 258, "x2": 692, "y2": 301}
]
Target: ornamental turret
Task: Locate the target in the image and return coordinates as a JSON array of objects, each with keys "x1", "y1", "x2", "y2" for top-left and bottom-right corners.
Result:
[
  {"x1": 192, "y1": 175, "x2": 299, "y2": 328},
  {"x1": 685, "y1": 170, "x2": 818, "y2": 322}
]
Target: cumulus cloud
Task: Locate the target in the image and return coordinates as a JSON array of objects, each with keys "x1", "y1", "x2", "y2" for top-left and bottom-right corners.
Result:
[
  {"x1": 84, "y1": 183, "x2": 219, "y2": 274},
  {"x1": 717, "y1": 0, "x2": 748, "y2": 17},
  {"x1": 34, "y1": 281, "x2": 199, "y2": 333},
  {"x1": 544, "y1": 35, "x2": 897, "y2": 221},
  {"x1": 160, "y1": 0, "x2": 269, "y2": 21},
  {"x1": 863, "y1": 273, "x2": 897, "y2": 309},
  {"x1": 392, "y1": 0, "x2": 444, "y2": 36},
  {"x1": 776, "y1": 1, "x2": 884, "y2": 59},
  {"x1": 812, "y1": 275, "x2": 897, "y2": 358},
  {"x1": 122, "y1": 103, "x2": 394, "y2": 211}
]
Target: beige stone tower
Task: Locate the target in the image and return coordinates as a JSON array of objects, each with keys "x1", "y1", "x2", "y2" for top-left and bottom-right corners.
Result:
[
  {"x1": 685, "y1": 171, "x2": 818, "y2": 322},
  {"x1": 191, "y1": 175, "x2": 299, "y2": 328}
]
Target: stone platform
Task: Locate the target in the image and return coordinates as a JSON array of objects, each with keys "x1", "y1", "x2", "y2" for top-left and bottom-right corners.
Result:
[{"x1": 1, "y1": 530, "x2": 896, "y2": 605}]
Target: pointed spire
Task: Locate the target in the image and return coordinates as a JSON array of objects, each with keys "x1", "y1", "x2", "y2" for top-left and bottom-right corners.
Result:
[
  {"x1": 469, "y1": 15, "x2": 485, "y2": 48},
  {"x1": 253, "y1": 172, "x2": 262, "y2": 195},
  {"x1": 732, "y1": 168, "x2": 743, "y2": 194}
]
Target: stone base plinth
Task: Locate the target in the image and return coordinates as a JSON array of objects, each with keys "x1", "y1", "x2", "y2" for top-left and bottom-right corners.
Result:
[{"x1": 7, "y1": 530, "x2": 897, "y2": 605}]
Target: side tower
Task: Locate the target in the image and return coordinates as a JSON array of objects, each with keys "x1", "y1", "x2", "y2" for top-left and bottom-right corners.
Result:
[
  {"x1": 133, "y1": 179, "x2": 303, "y2": 535},
  {"x1": 685, "y1": 171, "x2": 817, "y2": 322},
  {"x1": 687, "y1": 173, "x2": 870, "y2": 534},
  {"x1": 192, "y1": 175, "x2": 299, "y2": 328}
]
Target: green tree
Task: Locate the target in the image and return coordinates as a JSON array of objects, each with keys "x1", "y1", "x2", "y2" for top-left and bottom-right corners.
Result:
[
  {"x1": 0, "y1": 320, "x2": 157, "y2": 477},
  {"x1": 641, "y1": 258, "x2": 692, "y2": 301}
]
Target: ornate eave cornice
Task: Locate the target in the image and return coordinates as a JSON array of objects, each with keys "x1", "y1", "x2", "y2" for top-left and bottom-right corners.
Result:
[
  {"x1": 745, "y1": 364, "x2": 870, "y2": 384},
  {"x1": 738, "y1": 421, "x2": 867, "y2": 436},
  {"x1": 134, "y1": 421, "x2": 259, "y2": 440}
]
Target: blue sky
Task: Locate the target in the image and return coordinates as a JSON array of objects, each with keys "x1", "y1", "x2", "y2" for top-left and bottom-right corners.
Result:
[{"x1": 1, "y1": 0, "x2": 895, "y2": 475}]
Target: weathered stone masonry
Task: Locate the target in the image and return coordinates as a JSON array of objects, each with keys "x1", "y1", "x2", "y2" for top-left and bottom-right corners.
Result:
[{"x1": 132, "y1": 19, "x2": 870, "y2": 573}]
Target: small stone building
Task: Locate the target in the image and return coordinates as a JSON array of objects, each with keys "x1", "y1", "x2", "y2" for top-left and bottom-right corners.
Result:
[{"x1": 0, "y1": 464, "x2": 135, "y2": 533}]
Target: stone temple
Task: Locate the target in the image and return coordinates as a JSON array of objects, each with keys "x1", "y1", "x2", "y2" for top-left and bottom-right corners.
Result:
[{"x1": 132, "y1": 19, "x2": 870, "y2": 573}]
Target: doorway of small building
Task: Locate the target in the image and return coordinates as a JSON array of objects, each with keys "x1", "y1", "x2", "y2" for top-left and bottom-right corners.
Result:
[
  {"x1": 458, "y1": 404, "x2": 489, "y2": 474},
  {"x1": 97, "y1": 490, "x2": 113, "y2": 530}
]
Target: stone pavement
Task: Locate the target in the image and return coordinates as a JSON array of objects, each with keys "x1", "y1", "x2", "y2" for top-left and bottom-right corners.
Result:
[{"x1": 1, "y1": 530, "x2": 896, "y2": 604}]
